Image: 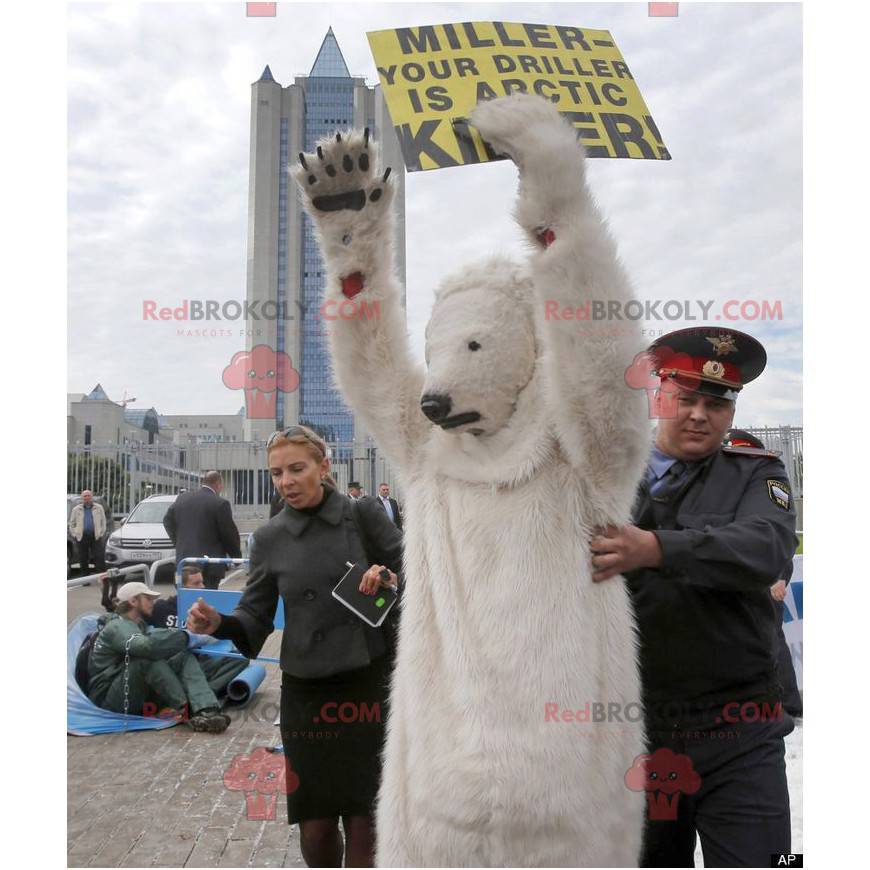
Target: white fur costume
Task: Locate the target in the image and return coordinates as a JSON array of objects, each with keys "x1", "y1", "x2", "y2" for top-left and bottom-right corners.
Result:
[{"x1": 294, "y1": 95, "x2": 649, "y2": 867}]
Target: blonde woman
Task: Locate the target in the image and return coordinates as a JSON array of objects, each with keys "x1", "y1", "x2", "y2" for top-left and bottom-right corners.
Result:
[{"x1": 188, "y1": 425, "x2": 401, "y2": 867}]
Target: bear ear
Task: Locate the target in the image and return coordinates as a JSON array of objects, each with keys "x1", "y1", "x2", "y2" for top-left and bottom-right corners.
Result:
[{"x1": 498, "y1": 268, "x2": 534, "y2": 313}]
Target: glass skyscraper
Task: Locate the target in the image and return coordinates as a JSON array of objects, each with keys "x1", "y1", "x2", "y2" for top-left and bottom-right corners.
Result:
[{"x1": 243, "y1": 29, "x2": 406, "y2": 443}]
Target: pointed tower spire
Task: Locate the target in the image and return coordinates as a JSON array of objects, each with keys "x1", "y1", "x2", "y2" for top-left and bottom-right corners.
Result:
[
  {"x1": 85, "y1": 383, "x2": 111, "y2": 402},
  {"x1": 257, "y1": 64, "x2": 277, "y2": 83},
  {"x1": 309, "y1": 27, "x2": 351, "y2": 78}
]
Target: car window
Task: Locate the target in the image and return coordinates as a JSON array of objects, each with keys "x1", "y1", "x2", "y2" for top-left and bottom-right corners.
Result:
[{"x1": 126, "y1": 501, "x2": 172, "y2": 524}]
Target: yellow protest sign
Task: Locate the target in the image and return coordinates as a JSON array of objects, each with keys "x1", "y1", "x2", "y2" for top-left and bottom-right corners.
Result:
[{"x1": 367, "y1": 21, "x2": 670, "y2": 171}]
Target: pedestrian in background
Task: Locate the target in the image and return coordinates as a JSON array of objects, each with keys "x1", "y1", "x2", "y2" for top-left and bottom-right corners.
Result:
[
  {"x1": 373, "y1": 483, "x2": 402, "y2": 530},
  {"x1": 68, "y1": 490, "x2": 107, "y2": 576},
  {"x1": 164, "y1": 471, "x2": 241, "y2": 589}
]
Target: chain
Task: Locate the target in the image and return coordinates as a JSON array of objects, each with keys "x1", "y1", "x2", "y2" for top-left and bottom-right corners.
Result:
[{"x1": 121, "y1": 633, "x2": 142, "y2": 733}]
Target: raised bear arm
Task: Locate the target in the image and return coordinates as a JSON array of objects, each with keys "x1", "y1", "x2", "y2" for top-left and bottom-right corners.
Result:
[
  {"x1": 292, "y1": 131, "x2": 429, "y2": 472},
  {"x1": 470, "y1": 95, "x2": 650, "y2": 521}
]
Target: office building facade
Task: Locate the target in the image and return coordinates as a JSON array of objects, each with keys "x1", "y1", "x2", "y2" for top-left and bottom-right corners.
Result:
[{"x1": 243, "y1": 28, "x2": 406, "y2": 442}]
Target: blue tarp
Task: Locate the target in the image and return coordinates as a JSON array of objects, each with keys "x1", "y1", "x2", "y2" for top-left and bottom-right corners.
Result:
[
  {"x1": 67, "y1": 613, "x2": 177, "y2": 736},
  {"x1": 67, "y1": 612, "x2": 268, "y2": 736}
]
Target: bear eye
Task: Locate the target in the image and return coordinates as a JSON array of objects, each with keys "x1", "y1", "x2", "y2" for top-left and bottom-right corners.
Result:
[{"x1": 467, "y1": 340, "x2": 481, "y2": 351}]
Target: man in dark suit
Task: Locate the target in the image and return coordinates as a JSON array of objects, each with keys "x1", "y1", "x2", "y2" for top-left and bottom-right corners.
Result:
[
  {"x1": 373, "y1": 483, "x2": 402, "y2": 531},
  {"x1": 164, "y1": 471, "x2": 242, "y2": 589}
]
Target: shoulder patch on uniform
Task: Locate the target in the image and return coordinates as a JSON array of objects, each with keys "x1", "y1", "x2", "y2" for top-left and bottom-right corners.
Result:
[
  {"x1": 722, "y1": 445, "x2": 781, "y2": 458},
  {"x1": 767, "y1": 479, "x2": 791, "y2": 511}
]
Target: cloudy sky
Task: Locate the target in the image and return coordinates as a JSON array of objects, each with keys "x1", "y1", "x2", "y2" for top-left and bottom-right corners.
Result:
[{"x1": 68, "y1": 1, "x2": 802, "y2": 426}]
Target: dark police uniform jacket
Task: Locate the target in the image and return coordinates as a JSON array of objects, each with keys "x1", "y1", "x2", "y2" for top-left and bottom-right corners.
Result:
[
  {"x1": 218, "y1": 488, "x2": 402, "y2": 679},
  {"x1": 626, "y1": 447, "x2": 798, "y2": 728}
]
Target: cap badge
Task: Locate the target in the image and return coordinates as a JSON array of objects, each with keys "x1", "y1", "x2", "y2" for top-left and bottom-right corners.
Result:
[
  {"x1": 706, "y1": 333, "x2": 738, "y2": 356},
  {"x1": 702, "y1": 360, "x2": 726, "y2": 379}
]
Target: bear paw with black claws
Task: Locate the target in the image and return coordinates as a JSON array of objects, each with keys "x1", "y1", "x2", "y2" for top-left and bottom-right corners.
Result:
[{"x1": 293, "y1": 129, "x2": 394, "y2": 238}]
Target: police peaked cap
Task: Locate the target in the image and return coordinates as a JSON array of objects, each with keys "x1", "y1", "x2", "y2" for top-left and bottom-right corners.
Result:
[{"x1": 647, "y1": 328, "x2": 767, "y2": 401}]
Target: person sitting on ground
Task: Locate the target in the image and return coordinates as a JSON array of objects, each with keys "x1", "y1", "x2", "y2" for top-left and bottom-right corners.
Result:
[
  {"x1": 100, "y1": 571, "x2": 122, "y2": 613},
  {"x1": 146, "y1": 567, "x2": 250, "y2": 696},
  {"x1": 147, "y1": 566, "x2": 204, "y2": 628},
  {"x1": 86, "y1": 581, "x2": 231, "y2": 733}
]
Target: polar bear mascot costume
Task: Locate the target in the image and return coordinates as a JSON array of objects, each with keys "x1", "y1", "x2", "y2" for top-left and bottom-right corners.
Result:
[{"x1": 294, "y1": 94, "x2": 650, "y2": 867}]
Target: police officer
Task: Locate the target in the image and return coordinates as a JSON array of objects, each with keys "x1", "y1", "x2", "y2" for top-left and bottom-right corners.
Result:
[
  {"x1": 723, "y1": 427, "x2": 780, "y2": 457},
  {"x1": 590, "y1": 328, "x2": 798, "y2": 867},
  {"x1": 724, "y1": 428, "x2": 803, "y2": 719}
]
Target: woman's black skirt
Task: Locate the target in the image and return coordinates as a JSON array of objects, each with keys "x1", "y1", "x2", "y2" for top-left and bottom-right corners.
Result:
[{"x1": 280, "y1": 654, "x2": 391, "y2": 823}]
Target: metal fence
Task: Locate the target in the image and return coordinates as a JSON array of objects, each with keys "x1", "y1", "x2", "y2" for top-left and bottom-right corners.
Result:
[
  {"x1": 69, "y1": 425, "x2": 803, "y2": 521},
  {"x1": 67, "y1": 445, "x2": 203, "y2": 518},
  {"x1": 746, "y1": 425, "x2": 803, "y2": 497},
  {"x1": 67, "y1": 440, "x2": 400, "y2": 520}
]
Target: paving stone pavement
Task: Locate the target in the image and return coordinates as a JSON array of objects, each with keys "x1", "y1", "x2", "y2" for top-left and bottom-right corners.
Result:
[
  {"x1": 68, "y1": 579, "x2": 803, "y2": 866},
  {"x1": 68, "y1": 582, "x2": 305, "y2": 868}
]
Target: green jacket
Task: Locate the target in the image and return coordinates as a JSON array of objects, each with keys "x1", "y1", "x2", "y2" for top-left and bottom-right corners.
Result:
[{"x1": 87, "y1": 614, "x2": 189, "y2": 705}]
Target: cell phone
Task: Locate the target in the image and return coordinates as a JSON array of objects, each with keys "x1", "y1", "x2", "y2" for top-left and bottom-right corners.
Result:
[{"x1": 332, "y1": 562, "x2": 398, "y2": 628}]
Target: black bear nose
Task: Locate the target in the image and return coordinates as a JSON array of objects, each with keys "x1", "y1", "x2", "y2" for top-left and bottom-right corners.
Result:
[{"x1": 420, "y1": 393, "x2": 452, "y2": 422}]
